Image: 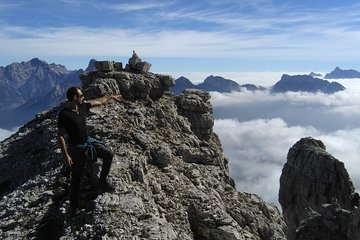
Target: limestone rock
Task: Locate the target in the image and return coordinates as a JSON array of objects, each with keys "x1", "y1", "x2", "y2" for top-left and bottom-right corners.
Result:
[
  {"x1": 81, "y1": 53, "x2": 174, "y2": 101},
  {"x1": 177, "y1": 89, "x2": 214, "y2": 141},
  {"x1": 279, "y1": 137, "x2": 360, "y2": 240},
  {"x1": 94, "y1": 61, "x2": 115, "y2": 72}
]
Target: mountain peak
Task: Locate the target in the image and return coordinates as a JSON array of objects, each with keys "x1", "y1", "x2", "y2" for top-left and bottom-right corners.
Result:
[
  {"x1": 280, "y1": 137, "x2": 360, "y2": 239},
  {"x1": 325, "y1": 67, "x2": 360, "y2": 79},
  {"x1": 29, "y1": 57, "x2": 47, "y2": 66},
  {"x1": 271, "y1": 74, "x2": 345, "y2": 93}
]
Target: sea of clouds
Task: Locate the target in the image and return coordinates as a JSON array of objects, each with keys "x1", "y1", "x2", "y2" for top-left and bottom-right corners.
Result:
[{"x1": 171, "y1": 72, "x2": 360, "y2": 207}]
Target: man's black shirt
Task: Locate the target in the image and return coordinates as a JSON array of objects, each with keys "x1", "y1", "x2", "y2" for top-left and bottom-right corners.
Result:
[{"x1": 58, "y1": 102, "x2": 91, "y2": 144}]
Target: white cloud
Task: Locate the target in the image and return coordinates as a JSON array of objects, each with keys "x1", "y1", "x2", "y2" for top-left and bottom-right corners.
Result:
[
  {"x1": 2, "y1": 1, "x2": 360, "y2": 63},
  {"x1": 211, "y1": 84, "x2": 360, "y2": 132},
  {"x1": 210, "y1": 77, "x2": 360, "y2": 206},
  {"x1": 0, "y1": 127, "x2": 17, "y2": 142},
  {"x1": 0, "y1": 2, "x2": 22, "y2": 11},
  {"x1": 0, "y1": 26, "x2": 257, "y2": 58},
  {"x1": 214, "y1": 118, "x2": 318, "y2": 204},
  {"x1": 104, "y1": 2, "x2": 167, "y2": 12},
  {"x1": 215, "y1": 118, "x2": 360, "y2": 206},
  {"x1": 1, "y1": 0, "x2": 360, "y2": 69}
]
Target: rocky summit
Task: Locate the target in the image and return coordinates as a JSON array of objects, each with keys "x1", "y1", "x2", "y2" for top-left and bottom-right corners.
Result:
[
  {"x1": 0, "y1": 52, "x2": 286, "y2": 239},
  {"x1": 279, "y1": 137, "x2": 360, "y2": 240}
]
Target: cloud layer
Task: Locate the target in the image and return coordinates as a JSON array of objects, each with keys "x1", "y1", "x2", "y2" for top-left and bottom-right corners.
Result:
[{"x1": 210, "y1": 78, "x2": 360, "y2": 206}]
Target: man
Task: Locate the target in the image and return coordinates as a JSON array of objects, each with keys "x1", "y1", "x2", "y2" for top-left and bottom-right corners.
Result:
[{"x1": 57, "y1": 86, "x2": 122, "y2": 215}]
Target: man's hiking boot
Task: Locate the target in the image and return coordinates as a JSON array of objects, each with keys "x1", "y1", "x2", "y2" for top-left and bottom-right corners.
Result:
[{"x1": 99, "y1": 180, "x2": 115, "y2": 192}]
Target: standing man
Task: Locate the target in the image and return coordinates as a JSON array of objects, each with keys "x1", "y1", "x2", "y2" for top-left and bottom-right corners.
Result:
[{"x1": 57, "y1": 86, "x2": 122, "y2": 215}]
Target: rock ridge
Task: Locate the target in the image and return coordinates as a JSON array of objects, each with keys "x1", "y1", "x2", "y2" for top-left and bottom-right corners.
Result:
[{"x1": 0, "y1": 52, "x2": 286, "y2": 239}]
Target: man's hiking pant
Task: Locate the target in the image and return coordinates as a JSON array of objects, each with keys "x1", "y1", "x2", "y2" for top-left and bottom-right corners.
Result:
[{"x1": 68, "y1": 142, "x2": 113, "y2": 210}]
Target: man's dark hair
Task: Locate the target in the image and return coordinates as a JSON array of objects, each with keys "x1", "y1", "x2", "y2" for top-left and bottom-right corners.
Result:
[{"x1": 66, "y1": 86, "x2": 80, "y2": 101}]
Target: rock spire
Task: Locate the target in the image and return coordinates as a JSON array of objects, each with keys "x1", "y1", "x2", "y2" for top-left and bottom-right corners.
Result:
[{"x1": 279, "y1": 137, "x2": 360, "y2": 240}]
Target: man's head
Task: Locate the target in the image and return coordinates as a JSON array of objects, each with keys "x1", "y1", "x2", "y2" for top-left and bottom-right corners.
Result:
[{"x1": 66, "y1": 86, "x2": 84, "y2": 104}]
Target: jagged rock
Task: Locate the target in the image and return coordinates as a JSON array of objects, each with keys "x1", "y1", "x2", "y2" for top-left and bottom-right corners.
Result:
[
  {"x1": 279, "y1": 137, "x2": 360, "y2": 240},
  {"x1": 151, "y1": 145, "x2": 172, "y2": 168},
  {"x1": 176, "y1": 89, "x2": 214, "y2": 141},
  {"x1": 81, "y1": 54, "x2": 174, "y2": 101},
  {"x1": 94, "y1": 61, "x2": 115, "y2": 72},
  {"x1": 0, "y1": 55, "x2": 287, "y2": 239}
]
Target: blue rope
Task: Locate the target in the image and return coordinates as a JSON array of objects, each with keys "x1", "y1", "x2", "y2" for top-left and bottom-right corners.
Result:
[{"x1": 68, "y1": 136, "x2": 104, "y2": 162}]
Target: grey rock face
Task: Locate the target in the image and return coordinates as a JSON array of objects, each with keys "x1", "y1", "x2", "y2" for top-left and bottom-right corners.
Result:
[
  {"x1": 94, "y1": 61, "x2": 115, "y2": 72},
  {"x1": 177, "y1": 89, "x2": 214, "y2": 141},
  {"x1": 81, "y1": 58, "x2": 174, "y2": 101},
  {"x1": 279, "y1": 137, "x2": 360, "y2": 240},
  {"x1": 0, "y1": 56, "x2": 286, "y2": 239}
]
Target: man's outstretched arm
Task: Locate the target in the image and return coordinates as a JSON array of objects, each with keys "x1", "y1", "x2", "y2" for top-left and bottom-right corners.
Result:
[{"x1": 90, "y1": 95, "x2": 122, "y2": 108}]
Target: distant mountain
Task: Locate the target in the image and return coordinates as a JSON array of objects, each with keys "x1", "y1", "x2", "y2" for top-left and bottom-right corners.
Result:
[
  {"x1": 271, "y1": 74, "x2": 345, "y2": 94},
  {"x1": 171, "y1": 76, "x2": 196, "y2": 94},
  {"x1": 197, "y1": 75, "x2": 242, "y2": 92},
  {"x1": 324, "y1": 67, "x2": 360, "y2": 79},
  {"x1": 0, "y1": 58, "x2": 92, "y2": 129},
  {"x1": 170, "y1": 75, "x2": 265, "y2": 94},
  {"x1": 309, "y1": 72, "x2": 322, "y2": 77}
]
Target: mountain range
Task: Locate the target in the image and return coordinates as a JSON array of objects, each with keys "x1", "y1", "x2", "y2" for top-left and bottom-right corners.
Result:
[
  {"x1": 0, "y1": 58, "x2": 89, "y2": 129},
  {"x1": 170, "y1": 75, "x2": 265, "y2": 94}
]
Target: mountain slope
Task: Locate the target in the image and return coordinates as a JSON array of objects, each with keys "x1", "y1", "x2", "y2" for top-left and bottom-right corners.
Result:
[{"x1": 0, "y1": 57, "x2": 286, "y2": 239}]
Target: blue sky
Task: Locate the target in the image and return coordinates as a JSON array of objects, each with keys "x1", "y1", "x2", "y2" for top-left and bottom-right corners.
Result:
[{"x1": 1, "y1": 0, "x2": 360, "y2": 72}]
